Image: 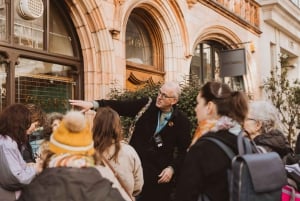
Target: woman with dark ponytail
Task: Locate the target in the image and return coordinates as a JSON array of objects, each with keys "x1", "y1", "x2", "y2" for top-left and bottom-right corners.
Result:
[{"x1": 175, "y1": 81, "x2": 249, "y2": 201}]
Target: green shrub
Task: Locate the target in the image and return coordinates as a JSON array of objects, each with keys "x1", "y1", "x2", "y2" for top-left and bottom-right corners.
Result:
[{"x1": 263, "y1": 54, "x2": 300, "y2": 146}]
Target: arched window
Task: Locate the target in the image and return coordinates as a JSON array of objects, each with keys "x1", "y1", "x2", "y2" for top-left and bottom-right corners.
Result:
[
  {"x1": 190, "y1": 41, "x2": 244, "y2": 90},
  {"x1": 125, "y1": 8, "x2": 164, "y2": 89},
  {"x1": 0, "y1": 0, "x2": 82, "y2": 112}
]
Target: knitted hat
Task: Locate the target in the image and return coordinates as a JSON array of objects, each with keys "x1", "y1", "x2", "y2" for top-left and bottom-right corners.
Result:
[{"x1": 49, "y1": 110, "x2": 95, "y2": 156}]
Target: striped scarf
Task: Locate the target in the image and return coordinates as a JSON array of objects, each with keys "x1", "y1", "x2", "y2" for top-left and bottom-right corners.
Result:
[
  {"x1": 48, "y1": 153, "x2": 95, "y2": 168},
  {"x1": 190, "y1": 116, "x2": 240, "y2": 148}
]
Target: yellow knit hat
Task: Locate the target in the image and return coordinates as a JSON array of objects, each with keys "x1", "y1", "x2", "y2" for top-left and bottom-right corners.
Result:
[{"x1": 49, "y1": 110, "x2": 95, "y2": 156}]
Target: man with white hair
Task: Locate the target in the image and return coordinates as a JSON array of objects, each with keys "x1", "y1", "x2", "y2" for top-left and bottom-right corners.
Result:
[{"x1": 69, "y1": 81, "x2": 192, "y2": 201}]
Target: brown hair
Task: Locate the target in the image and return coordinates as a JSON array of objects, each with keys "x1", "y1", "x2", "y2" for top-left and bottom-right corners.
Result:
[
  {"x1": 92, "y1": 107, "x2": 122, "y2": 162},
  {"x1": 25, "y1": 104, "x2": 45, "y2": 127},
  {"x1": 200, "y1": 81, "x2": 248, "y2": 124},
  {"x1": 0, "y1": 103, "x2": 31, "y2": 149},
  {"x1": 42, "y1": 112, "x2": 64, "y2": 140}
]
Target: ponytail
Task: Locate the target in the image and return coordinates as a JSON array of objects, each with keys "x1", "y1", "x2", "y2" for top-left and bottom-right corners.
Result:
[{"x1": 230, "y1": 91, "x2": 249, "y2": 124}]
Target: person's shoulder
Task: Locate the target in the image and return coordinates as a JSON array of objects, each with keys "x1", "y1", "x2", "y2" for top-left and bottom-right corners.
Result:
[
  {"x1": 172, "y1": 109, "x2": 191, "y2": 125},
  {"x1": 0, "y1": 135, "x2": 18, "y2": 149},
  {"x1": 120, "y1": 141, "x2": 140, "y2": 156},
  {"x1": 195, "y1": 130, "x2": 238, "y2": 151}
]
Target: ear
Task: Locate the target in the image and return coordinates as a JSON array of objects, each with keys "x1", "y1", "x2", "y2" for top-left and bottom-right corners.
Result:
[
  {"x1": 206, "y1": 101, "x2": 216, "y2": 115},
  {"x1": 255, "y1": 121, "x2": 263, "y2": 132},
  {"x1": 170, "y1": 98, "x2": 178, "y2": 105}
]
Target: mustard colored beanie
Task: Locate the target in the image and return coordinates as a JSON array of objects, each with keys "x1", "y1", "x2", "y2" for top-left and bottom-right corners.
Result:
[{"x1": 49, "y1": 110, "x2": 95, "y2": 156}]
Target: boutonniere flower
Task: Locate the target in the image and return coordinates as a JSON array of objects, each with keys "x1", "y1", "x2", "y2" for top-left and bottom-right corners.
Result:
[{"x1": 168, "y1": 121, "x2": 174, "y2": 127}]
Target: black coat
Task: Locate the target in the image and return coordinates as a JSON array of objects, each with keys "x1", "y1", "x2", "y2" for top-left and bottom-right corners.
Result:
[
  {"x1": 175, "y1": 130, "x2": 239, "y2": 201},
  {"x1": 96, "y1": 97, "x2": 192, "y2": 201},
  {"x1": 18, "y1": 167, "x2": 125, "y2": 201},
  {"x1": 254, "y1": 129, "x2": 293, "y2": 158}
]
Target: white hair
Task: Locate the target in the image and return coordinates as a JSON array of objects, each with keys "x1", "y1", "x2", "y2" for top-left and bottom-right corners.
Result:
[
  {"x1": 248, "y1": 100, "x2": 283, "y2": 132},
  {"x1": 161, "y1": 81, "x2": 181, "y2": 98}
]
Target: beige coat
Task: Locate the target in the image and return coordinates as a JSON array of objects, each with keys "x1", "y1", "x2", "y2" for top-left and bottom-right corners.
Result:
[{"x1": 103, "y1": 141, "x2": 144, "y2": 197}]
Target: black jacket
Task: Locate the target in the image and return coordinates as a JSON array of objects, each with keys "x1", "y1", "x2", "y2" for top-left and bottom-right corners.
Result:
[
  {"x1": 18, "y1": 167, "x2": 125, "y2": 201},
  {"x1": 175, "y1": 130, "x2": 238, "y2": 201},
  {"x1": 96, "y1": 97, "x2": 192, "y2": 201},
  {"x1": 254, "y1": 129, "x2": 293, "y2": 158}
]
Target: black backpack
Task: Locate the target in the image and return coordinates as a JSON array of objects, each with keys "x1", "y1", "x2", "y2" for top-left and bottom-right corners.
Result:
[{"x1": 199, "y1": 132, "x2": 287, "y2": 201}]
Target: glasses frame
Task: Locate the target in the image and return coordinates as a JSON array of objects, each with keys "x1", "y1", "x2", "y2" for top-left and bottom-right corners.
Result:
[
  {"x1": 246, "y1": 118, "x2": 257, "y2": 122},
  {"x1": 158, "y1": 90, "x2": 175, "y2": 99}
]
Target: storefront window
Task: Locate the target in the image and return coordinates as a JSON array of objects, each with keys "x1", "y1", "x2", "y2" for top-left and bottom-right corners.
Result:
[
  {"x1": 0, "y1": 0, "x2": 82, "y2": 111},
  {"x1": 15, "y1": 58, "x2": 74, "y2": 113}
]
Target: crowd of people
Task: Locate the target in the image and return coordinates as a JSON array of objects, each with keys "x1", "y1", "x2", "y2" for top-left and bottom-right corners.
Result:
[{"x1": 0, "y1": 81, "x2": 297, "y2": 201}]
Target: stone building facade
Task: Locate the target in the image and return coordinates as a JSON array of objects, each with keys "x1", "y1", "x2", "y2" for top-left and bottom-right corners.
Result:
[{"x1": 0, "y1": 0, "x2": 299, "y2": 112}]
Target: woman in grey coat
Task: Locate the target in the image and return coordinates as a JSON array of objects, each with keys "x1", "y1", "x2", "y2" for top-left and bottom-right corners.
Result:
[{"x1": 0, "y1": 104, "x2": 41, "y2": 201}]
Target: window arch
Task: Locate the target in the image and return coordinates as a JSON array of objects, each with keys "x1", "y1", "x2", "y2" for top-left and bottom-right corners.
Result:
[
  {"x1": 0, "y1": 0, "x2": 82, "y2": 112},
  {"x1": 125, "y1": 8, "x2": 164, "y2": 89},
  {"x1": 190, "y1": 40, "x2": 244, "y2": 90}
]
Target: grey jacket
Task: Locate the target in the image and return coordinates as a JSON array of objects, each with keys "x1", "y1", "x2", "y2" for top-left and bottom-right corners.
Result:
[{"x1": 0, "y1": 135, "x2": 37, "y2": 200}]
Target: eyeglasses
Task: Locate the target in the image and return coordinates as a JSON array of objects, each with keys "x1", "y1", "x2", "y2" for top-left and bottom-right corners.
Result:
[
  {"x1": 158, "y1": 90, "x2": 175, "y2": 99},
  {"x1": 246, "y1": 118, "x2": 257, "y2": 122}
]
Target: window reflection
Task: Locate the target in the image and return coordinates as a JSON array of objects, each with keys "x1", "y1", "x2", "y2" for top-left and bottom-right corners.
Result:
[
  {"x1": 126, "y1": 18, "x2": 153, "y2": 65},
  {"x1": 49, "y1": 3, "x2": 73, "y2": 56}
]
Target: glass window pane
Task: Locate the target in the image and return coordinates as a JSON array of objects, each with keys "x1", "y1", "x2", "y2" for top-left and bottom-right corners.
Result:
[
  {"x1": 214, "y1": 50, "x2": 222, "y2": 82},
  {"x1": 15, "y1": 58, "x2": 74, "y2": 113},
  {"x1": 13, "y1": 1, "x2": 44, "y2": 49},
  {"x1": 0, "y1": 56, "x2": 7, "y2": 111},
  {"x1": 0, "y1": 0, "x2": 6, "y2": 41},
  {"x1": 49, "y1": 2, "x2": 73, "y2": 56},
  {"x1": 203, "y1": 44, "x2": 212, "y2": 83},
  {"x1": 190, "y1": 44, "x2": 202, "y2": 82},
  {"x1": 126, "y1": 18, "x2": 153, "y2": 65},
  {"x1": 224, "y1": 76, "x2": 245, "y2": 91}
]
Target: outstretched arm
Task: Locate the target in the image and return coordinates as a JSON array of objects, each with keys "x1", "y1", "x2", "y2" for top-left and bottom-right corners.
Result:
[{"x1": 69, "y1": 100, "x2": 94, "y2": 112}]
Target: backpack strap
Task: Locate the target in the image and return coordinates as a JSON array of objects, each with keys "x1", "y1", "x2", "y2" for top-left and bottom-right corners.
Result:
[
  {"x1": 201, "y1": 137, "x2": 235, "y2": 160},
  {"x1": 237, "y1": 131, "x2": 253, "y2": 155}
]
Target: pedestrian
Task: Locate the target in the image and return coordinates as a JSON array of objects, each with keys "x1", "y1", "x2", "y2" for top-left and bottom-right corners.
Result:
[
  {"x1": 174, "y1": 81, "x2": 249, "y2": 201},
  {"x1": 23, "y1": 104, "x2": 45, "y2": 162},
  {"x1": 92, "y1": 107, "x2": 144, "y2": 199},
  {"x1": 244, "y1": 100, "x2": 293, "y2": 160},
  {"x1": 36, "y1": 112, "x2": 63, "y2": 160},
  {"x1": 18, "y1": 110, "x2": 131, "y2": 201},
  {"x1": 69, "y1": 81, "x2": 192, "y2": 201},
  {"x1": 0, "y1": 103, "x2": 41, "y2": 201}
]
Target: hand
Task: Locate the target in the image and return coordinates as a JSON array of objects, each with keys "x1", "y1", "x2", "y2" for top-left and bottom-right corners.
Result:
[
  {"x1": 69, "y1": 100, "x2": 93, "y2": 112},
  {"x1": 34, "y1": 158, "x2": 43, "y2": 174},
  {"x1": 158, "y1": 166, "x2": 174, "y2": 184}
]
